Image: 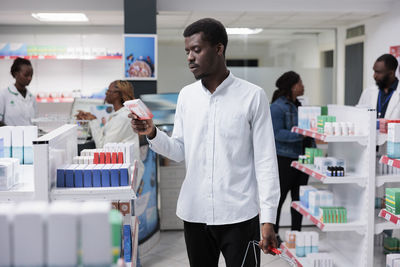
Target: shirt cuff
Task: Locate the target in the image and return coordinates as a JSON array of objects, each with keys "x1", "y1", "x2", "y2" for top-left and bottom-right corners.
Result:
[
  {"x1": 259, "y1": 207, "x2": 277, "y2": 224},
  {"x1": 146, "y1": 127, "x2": 161, "y2": 148}
]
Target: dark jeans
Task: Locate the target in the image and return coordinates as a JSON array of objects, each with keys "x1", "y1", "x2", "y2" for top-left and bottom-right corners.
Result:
[
  {"x1": 274, "y1": 155, "x2": 309, "y2": 234},
  {"x1": 183, "y1": 215, "x2": 260, "y2": 267}
]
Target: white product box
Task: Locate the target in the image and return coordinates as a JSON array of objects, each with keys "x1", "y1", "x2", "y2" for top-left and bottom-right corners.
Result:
[
  {"x1": 0, "y1": 158, "x2": 20, "y2": 185},
  {"x1": 388, "y1": 123, "x2": 400, "y2": 143},
  {"x1": 13, "y1": 202, "x2": 48, "y2": 266},
  {"x1": 124, "y1": 99, "x2": 154, "y2": 120},
  {"x1": 320, "y1": 190, "x2": 334, "y2": 206},
  {"x1": 0, "y1": 203, "x2": 14, "y2": 266},
  {"x1": 81, "y1": 201, "x2": 112, "y2": 266},
  {"x1": 47, "y1": 201, "x2": 79, "y2": 266},
  {"x1": 0, "y1": 126, "x2": 12, "y2": 157},
  {"x1": 387, "y1": 254, "x2": 400, "y2": 267},
  {"x1": 11, "y1": 127, "x2": 24, "y2": 164},
  {"x1": 23, "y1": 126, "x2": 37, "y2": 164},
  {"x1": 124, "y1": 142, "x2": 135, "y2": 164},
  {"x1": 0, "y1": 160, "x2": 14, "y2": 190}
]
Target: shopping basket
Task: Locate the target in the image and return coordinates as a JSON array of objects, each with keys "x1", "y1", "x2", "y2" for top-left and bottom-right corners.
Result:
[{"x1": 240, "y1": 240, "x2": 297, "y2": 267}]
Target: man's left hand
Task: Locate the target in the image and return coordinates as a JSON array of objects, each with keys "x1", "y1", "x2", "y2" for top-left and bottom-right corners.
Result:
[{"x1": 258, "y1": 223, "x2": 277, "y2": 255}]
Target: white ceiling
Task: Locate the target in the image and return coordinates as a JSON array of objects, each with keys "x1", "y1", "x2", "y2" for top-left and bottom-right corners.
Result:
[{"x1": 0, "y1": 0, "x2": 397, "y2": 43}]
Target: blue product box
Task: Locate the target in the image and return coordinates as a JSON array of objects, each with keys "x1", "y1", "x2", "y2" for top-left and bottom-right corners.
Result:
[
  {"x1": 120, "y1": 163, "x2": 130, "y2": 186},
  {"x1": 92, "y1": 165, "x2": 103, "y2": 187},
  {"x1": 56, "y1": 166, "x2": 67, "y2": 187},
  {"x1": 74, "y1": 165, "x2": 86, "y2": 188},
  {"x1": 65, "y1": 164, "x2": 78, "y2": 187},
  {"x1": 83, "y1": 165, "x2": 95, "y2": 187},
  {"x1": 123, "y1": 224, "x2": 132, "y2": 262},
  {"x1": 101, "y1": 167, "x2": 111, "y2": 187},
  {"x1": 110, "y1": 164, "x2": 121, "y2": 187}
]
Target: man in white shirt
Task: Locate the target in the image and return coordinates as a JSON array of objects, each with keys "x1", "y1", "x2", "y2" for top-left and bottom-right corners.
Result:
[
  {"x1": 358, "y1": 54, "x2": 399, "y2": 119},
  {"x1": 130, "y1": 18, "x2": 280, "y2": 267}
]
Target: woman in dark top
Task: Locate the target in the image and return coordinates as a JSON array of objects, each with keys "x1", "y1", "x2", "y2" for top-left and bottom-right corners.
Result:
[{"x1": 270, "y1": 71, "x2": 312, "y2": 244}]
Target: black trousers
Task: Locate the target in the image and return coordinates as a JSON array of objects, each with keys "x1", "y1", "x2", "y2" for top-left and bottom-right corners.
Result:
[
  {"x1": 274, "y1": 155, "x2": 309, "y2": 234},
  {"x1": 183, "y1": 215, "x2": 260, "y2": 267}
]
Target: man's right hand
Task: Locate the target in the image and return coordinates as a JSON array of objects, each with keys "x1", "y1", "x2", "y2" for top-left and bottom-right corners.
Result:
[{"x1": 128, "y1": 113, "x2": 156, "y2": 139}]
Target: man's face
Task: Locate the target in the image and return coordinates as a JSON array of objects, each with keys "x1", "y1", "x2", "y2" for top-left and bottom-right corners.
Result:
[
  {"x1": 373, "y1": 61, "x2": 393, "y2": 89},
  {"x1": 184, "y1": 32, "x2": 219, "y2": 80}
]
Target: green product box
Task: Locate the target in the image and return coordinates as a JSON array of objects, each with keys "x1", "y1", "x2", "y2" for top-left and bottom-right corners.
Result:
[
  {"x1": 305, "y1": 148, "x2": 313, "y2": 164},
  {"x1": 384, "y1": 237, "x2": 400, "y2": 251},
  {"x1": 321, "y1": 106, "x2": 328, "y2": 116},
  {"x1": 317, "y1": 116, "x2": 327, "y2": 133},
  {"x1": 386, "y1": 188, "x2": 400, "y2": 215},
  {"x1": 109, "y1": 210, "x2": 123, "y2": 263},
  {"x1": 327, "y1": 116, "x2": 336, "y2": 123}
]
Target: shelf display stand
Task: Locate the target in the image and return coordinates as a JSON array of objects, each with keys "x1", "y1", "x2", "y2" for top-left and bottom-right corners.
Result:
[{"x1": 284, "y1": 105, "x2": 376, "y2": 267}]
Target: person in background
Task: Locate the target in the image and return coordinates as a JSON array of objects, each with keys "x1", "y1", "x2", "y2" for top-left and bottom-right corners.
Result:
[
  {"x1": 75, "y1": 80, "x2": 139, "y2": 149},
  {"x1": 358, "y1": 53, "x2": 399, "y2": 119},
  {"x1": 0, "y1": 57, "x2": 36, "y2": 126},
  {"x1": 130, "y1": 18, "x2": 280, "y2": 267},
  {"x1": 270, "y1": 71, "x2": 312, "y2": 245}
]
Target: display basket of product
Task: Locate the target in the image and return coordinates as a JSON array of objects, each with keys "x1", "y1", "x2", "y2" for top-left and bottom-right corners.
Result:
[{"x1": 240, "y1": 240, "x2": 297, "y2": 267}]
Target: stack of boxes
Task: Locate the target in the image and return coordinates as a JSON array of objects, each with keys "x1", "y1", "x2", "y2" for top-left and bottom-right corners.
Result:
[
  {"x1": 298, "y1": 106, "x2": 327, "y2": 130},
  {"x1": 386, "y1": 188, "x2": 400, "y2": 215},
  {"x1": 0, "y1": 126, "x2": 37, "y2": 164},
  {"x1": 304, "y1": 148, "x2": 323, "y2": 164},
  {"x1": 317, "y1": 115, "x2": 336, "y2": 133},
  {"x1": 56, "y1": 143, "x2": 137, "y2": 189},
  {"x1": 0, "y1": 201, "x2": 130, "y2": 266},
  {"x1": 388, "y1": 123, "x2": 400, "y2": 159}
]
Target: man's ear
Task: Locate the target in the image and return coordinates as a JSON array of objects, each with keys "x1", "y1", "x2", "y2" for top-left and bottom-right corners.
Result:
[{"x1": 216, "y1": 43, "x2": 224, "y2": 56}]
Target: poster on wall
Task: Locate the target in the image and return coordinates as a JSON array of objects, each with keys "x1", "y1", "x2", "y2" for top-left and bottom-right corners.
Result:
[
  {"x1": 390, "y1": 45, "x2": 400, "y2": 79},
  {"x1": 124, "y1": 34, "x2": 157, "y2": 80},
  {"x1": 135, "y1": 146, "x2": 159, "y2": 244}
]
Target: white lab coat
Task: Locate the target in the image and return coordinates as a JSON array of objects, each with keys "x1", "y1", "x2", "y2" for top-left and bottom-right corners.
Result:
[
  {"x1": 0, "y1": 84, "x2": 36, "y2": 126},
  {"x1": 358, "y1": 83, "x2": 400, "y2": 119},
  {"x1": 89, "y1": 106, "x2": 144, "y2": 180}
]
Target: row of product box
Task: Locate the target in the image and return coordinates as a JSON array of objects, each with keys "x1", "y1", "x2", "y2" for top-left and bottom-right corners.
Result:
[
  {"x1": 0, "y1": 126, "x2": 37, "y2": 164},
  {"x1": 285, "y1": 231, "x2": 318, "y2": 256},
  {"x1": 79, "y1": 142, "x2": 137, "y2": 165},
  {"x1": 0, "y1": 158, "x2": 20, "y2": 190},
  {"x1": 298, "y1": 106, "x2": 327, "y2": 131},
  {"x1": 0, "y1": 201, "x2": 131, "y2": 267},
  {"x1": 300, "y1": 186, "x2": 334, "y2": 216},
  {"x1": 319, "y1": 207, "x2": 347, "y2": 223},
  {"x1": 314, "y1": 157, "x2": 346, "y2": 176},
  {"x1": 56, "y1": 163, "x2": 131, "y2": 188}
]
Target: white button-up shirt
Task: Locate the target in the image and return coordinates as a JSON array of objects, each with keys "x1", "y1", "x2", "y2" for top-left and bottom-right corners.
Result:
[
  {"x1": 148, "y1": 72, "x2": 280, "y2": 225},
  {"x1": 0, "y1": 84, "x2": 36, "y2": 126}
]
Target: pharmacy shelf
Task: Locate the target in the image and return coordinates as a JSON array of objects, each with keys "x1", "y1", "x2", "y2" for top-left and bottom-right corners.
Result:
[
  {"x1": 380, "y1": 155, "x2": 400, "y2": 169},
  {"x1": 378, "y1": 209, "x2": 400, "y2": 226},
  {"x1": 291, "y1": 161, "x2": 367, "y2": 186},
  {"x1": 376, "y1": 174, "x2": 400, "y2": 187},
  {"x1": 50, "y1": 186, "x2": 136, "y2": 201},
  {"x1": 0, "y1": 165, "x2": 35, "y2": 202},
  {"x1": 279, "y1": 243, "x2": 306, "y2": 267},
  {"x1": 291, "y1": 127, "x2": 368, "y2": 144},
  {"x1": 291, "y1": 201, "x2": 366, "y2": 233},
  {"x1": 0, "y1": 55, "x2": 122, "y2": 60}
]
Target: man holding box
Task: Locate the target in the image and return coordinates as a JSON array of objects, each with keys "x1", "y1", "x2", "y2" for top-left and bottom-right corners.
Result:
[{"x1": 129, "y1": 18, "x2": 280, "y2": 267}]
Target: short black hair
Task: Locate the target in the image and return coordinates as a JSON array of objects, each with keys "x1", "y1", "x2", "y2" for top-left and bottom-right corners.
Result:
[
  {"x1": 183, "y1": 18, "x2": 228, "y2": 56},
  {"x1": 376, "y1": 54, "x2": 398, "y2": 71},
  {"x1": 10, "y1": 57, "x2": 32, "y2": 78}
]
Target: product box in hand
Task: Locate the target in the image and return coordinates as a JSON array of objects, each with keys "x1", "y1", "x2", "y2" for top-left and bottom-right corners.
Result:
[
  {"x1": 386, "y1": 188, "x2": 400, "y2": 215},
  {"x1": 124, "y1": 99, "x2": 154, "y2": 120}
]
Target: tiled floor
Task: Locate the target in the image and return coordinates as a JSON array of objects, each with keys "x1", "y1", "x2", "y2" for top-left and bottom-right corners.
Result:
[{"x1": 140, "y1": 230, "x2": 292, "y2": 267}]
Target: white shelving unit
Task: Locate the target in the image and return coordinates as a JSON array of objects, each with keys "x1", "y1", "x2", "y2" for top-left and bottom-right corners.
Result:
[{"x1": 285, "y1": 105, "x2": 376, "y2": 267}]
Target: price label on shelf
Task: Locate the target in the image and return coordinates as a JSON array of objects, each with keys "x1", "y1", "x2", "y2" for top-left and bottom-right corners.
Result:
[
  {"x1": 386, "y1": 213, "x2": 391, "y2": 221},
  {"x1": 317, "y1": 222, "x2": 322, "y2": 228},
  {"x1": 388, "y1": 159, "x2": 394, "y2": 166},
  {"x1": 311, "y1": 172, "x2": 316, "y2": 177},
  {"x1": 312, "y1": 133, "x2": 316, "y2": 138},
  {"x1": 301, "y1": 167, "x2": 306, "y2": 172}
]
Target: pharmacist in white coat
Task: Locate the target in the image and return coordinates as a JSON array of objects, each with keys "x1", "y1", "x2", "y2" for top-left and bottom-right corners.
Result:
[
  {"x1": 358, "y1": 54, "x2": 400, "y2": 119},
  {"x1": 0, "y1": 57, "x2": 36, "y2": 126}
]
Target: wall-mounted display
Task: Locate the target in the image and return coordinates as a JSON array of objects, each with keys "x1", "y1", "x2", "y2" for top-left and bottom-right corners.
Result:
[{"x1": 124, "y1": 34, "x2": 157, "y2": 80}]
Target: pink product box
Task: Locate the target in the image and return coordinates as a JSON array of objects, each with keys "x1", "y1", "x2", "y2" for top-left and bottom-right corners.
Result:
[{"x1": 124, "y1": 99, "x2": 153, "y2": 120}]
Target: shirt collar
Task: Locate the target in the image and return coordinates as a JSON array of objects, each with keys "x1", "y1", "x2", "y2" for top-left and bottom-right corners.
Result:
[
  {"x1": 201, "y1": 71, "x2": 235, "y2": 95},
  {"x1": 8, "y1": 84, "x2": 19, "y2": 96}
]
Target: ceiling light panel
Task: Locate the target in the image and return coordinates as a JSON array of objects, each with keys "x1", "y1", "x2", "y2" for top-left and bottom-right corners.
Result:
[{"x1": 32, "y1": 13, "x2": 89, "y2": 22}]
